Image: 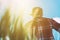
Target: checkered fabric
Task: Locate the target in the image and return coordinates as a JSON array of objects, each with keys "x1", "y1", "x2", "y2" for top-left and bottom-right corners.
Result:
[{"x1": 31, "y1": 18, "x2": 55, "y2": 40}]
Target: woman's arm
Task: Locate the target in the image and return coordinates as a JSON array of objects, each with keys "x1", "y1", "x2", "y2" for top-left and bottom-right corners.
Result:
[{"x1": 50, "y1": 19, "x2": 60, "y2": 33}]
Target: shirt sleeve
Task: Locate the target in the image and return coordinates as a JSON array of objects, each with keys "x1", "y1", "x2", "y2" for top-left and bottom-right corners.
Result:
[{"x1": 50, "y1": 18, "x2": 60, "y2": 33}]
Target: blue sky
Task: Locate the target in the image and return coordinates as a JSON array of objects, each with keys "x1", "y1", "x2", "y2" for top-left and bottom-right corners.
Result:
[
  {"x1": 43, "y1": 0, "x2": 60, "y2": 18},
  {"x1": 34, "y1": 0, "x2": 60, "y2": 18}
]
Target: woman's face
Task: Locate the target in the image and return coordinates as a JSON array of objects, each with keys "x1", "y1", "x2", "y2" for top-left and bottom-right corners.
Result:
[{"x1": 33, "y1": 8, "x2": 43, "y2": 18}]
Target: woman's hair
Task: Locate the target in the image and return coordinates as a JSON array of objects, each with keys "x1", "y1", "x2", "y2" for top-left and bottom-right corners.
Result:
[{"x1": 32, "y1": 7, "x2": 43, "y2": 16}]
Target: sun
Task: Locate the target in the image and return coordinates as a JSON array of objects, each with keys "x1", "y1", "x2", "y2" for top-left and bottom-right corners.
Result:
[
  {"x1": 9, "y1": 0, "x2": 34, "y2": 25},
  {"x1": 1, "y1": 0, "x2": 40, "y2": 25}
]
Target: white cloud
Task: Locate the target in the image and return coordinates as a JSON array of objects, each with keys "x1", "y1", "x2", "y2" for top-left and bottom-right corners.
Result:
[{"x1": 53, "y1": 17, "x2": 60, "y2": 24}]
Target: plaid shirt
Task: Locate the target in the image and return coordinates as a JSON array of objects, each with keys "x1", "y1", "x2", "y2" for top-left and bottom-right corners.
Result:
[{"x1": 31, "y1": 17, "x2": 60, "y2": 40}]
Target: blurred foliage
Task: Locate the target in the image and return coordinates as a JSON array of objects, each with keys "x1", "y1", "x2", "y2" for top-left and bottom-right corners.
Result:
[
  {"x1": 0, "y1": 8, "x2": 35, "y2": 40},
  {"x1": 0, "y1": 8, "x2": 10, "y2": 40}
]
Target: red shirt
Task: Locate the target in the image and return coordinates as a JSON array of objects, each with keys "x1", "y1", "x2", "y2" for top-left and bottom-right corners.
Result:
[{"x1": 31, "y1": 17, "x2": 60, "y2": 40}]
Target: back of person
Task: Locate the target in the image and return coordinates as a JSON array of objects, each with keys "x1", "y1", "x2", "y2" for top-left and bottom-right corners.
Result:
[{"x1": 32, "y1": 17, "x2": 54, "y2": 40}]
